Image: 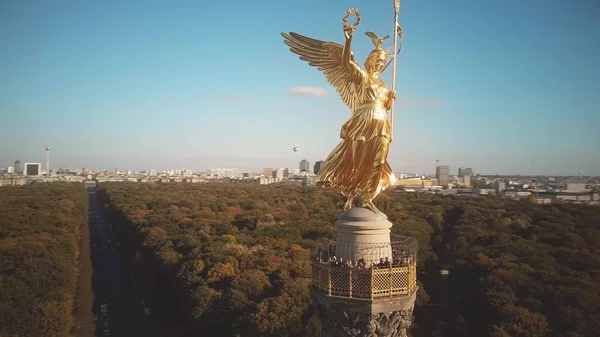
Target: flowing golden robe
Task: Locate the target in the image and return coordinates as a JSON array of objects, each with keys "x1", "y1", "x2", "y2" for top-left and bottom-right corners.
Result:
[{"x1": 319, "y1": 78, "x2": 397, "y2": 203}]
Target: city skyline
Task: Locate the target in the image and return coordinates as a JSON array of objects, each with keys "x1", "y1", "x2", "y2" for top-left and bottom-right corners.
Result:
[
  {"x1": 2, "y1": 149, "x2": 598, "y2": 177},
  {"x1": 1, "y1": 1, "x2": 599, "y2": 175}
]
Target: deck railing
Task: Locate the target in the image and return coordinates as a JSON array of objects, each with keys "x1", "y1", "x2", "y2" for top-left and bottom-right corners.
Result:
[{"x1": 311, "y1": 261, "x2": 417, "y2": 299}]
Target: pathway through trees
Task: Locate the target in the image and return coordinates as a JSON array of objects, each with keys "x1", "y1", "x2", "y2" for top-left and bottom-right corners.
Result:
[{"x1": 89, "y1": 188, "x2": 149, "y2": 336}]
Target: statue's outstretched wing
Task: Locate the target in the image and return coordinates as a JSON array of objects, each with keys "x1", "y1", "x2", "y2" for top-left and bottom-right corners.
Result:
[{"x1": 282, "y1": 32, "x2": 363, "y2": 112}]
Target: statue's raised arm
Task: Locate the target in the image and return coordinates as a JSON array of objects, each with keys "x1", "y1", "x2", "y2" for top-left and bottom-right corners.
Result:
[{"x1": 281, "y1": 9, "x2": 366, "y2": 113}]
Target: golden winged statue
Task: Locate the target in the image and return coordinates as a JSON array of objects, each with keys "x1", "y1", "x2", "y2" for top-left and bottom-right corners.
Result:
[{"x1": 282, "y1": 13, "x2": 398, "y2": 213}]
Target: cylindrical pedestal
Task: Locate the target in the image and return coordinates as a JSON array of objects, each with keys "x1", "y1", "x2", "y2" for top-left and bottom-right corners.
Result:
[
  {"x1": 335, "y1": 208, "x2": 392, "y2": 266},
  {"x1": 312, "y1": 289, "x2": 416, "y2": 337}
]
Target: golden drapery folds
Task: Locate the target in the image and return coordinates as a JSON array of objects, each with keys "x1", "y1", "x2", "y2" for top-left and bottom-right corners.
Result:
[{"x1": 282, "y1": 10, "x2": 398, "y2": 213}]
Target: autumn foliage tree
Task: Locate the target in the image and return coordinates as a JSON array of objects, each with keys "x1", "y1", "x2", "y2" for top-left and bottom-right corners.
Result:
[
  {"x1": 0, "y1": 184, "x2": 87, "y2": 337},
  {"x1": 98, "y1": 182, "x2": 599, "y2": 337}
]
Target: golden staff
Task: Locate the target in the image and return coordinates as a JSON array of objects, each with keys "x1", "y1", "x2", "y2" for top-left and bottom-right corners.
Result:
[{"x1": 389, "y1": 0, "x2": 403, "y2": 143}]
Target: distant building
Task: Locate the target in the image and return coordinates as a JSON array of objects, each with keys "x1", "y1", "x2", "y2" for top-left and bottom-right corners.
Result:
[
  {"x1": 534, "y1": 198, "x2": 553, "y2": 205},
  {"x1": 260, "y1": 176, "x2": 283, "y2": 185},
  {"x1": 263, "y1": 168, "x2": 273, "y2": 177},
  {"x1": 459, "y1": 174, "x2": 471, "y2": 187},
  {"x1": 504, "y1": 191, "x2": 531, "y2": 199},
  {"x1": 314, "y1": 160, "x2": 325, "y2": 175},
  {"x1": 0, "y1": 177, "x2": 26, "y2": 186},
  {"x1": 566, "y1": 182, "x2": 586, "y2": 192},
  {"x1": 209, "y1": 168, "x2": 239, "y2": 177},
  {"x1": 6, "y1": 166, "x2": 14, "y2": 174},
  {"x1": 300, "y1": 159, "x2": 310, "y2": 173},
  {"x1": 396, "y1": 177, "x2": 437, "y2": 187},
  {"x1": 298, "y1": 171, "x2": 317, "y2": 186},
  {"x1": 274, "y1": 168, "x2": 286, "y2": 179},
  {"x1": 473, "y1": 188, "x2": 495, "y2": 196},
  {"x1": 14, "y1": 160, "x2": 22, "y2": 174},
  {"x1": 24, "y1": 163, "x2": 41, "y2": 176},
  {"x1": 458, "y1": 167, "x2": 473, "y2": 177},
  {"x1": 532, "y1": 190, "x2": 598, "y2": 203},
  {"x1": 494, "y1": 181, "x2": 506, "y2": 194},
  {"x1": 436, "y1": 164, "x2": 450, "y2": 186}
]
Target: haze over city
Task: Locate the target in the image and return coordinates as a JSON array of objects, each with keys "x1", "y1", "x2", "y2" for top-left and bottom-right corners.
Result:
[{"x1": 1, "y1": 0, "x2": 599, "y2": 175}]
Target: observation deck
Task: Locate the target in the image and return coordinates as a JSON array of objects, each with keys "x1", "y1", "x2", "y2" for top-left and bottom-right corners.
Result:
[
  {"x1": 310, "y1": 235, "x2": 418, "y2": 301},
  {"x1": 311, "y1": 260, "x2": 417, "y2": 299}
]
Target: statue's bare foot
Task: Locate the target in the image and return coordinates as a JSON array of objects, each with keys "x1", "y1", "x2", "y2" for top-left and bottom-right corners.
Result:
[
  {"x1": 364, "y1": 200, "x2": 380, "y2": 213},
  {"x1": 344, "y1": 197, "x2": 355, "y2": 211}
]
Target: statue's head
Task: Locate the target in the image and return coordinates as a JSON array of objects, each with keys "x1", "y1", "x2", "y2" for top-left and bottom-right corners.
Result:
[
  {"x1": 364, "y1": 50, "x2": 387, "y2": 75},
  {"x1": 364, "y1": 32, "x2": 390, "y2": 76}
]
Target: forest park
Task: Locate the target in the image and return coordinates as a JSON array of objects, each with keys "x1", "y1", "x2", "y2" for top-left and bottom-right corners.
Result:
[
  {"x1": 98, "y1": 182, "x2": 599, "y2": 337},
  {"x1": 0, "y1": 182, "x2": 598, "y2": 337},
  {"x1": 0, "y1": 183, "x2": 90, "y2": 337}
]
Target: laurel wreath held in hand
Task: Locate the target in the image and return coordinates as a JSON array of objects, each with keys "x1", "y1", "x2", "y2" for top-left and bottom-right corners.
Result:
[{"x1": 343, "y1": 8, "x2": 361, "y2": 29}]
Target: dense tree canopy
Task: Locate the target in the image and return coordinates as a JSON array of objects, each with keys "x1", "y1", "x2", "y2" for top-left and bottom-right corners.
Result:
[
  {"x1": 0, "y1": 183, "x2": 87, "y2": 337},
  {"x1": 98, "y1": 182, "x2": 599, "y2": 337},
  {"x1": 444, "y1": 197, "x2": 600, "y2": 337}
]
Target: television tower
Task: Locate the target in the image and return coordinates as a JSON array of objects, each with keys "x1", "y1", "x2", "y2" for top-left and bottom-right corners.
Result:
[{"x1": 45, "y1": 145, "x2": 50, "y2": 176}]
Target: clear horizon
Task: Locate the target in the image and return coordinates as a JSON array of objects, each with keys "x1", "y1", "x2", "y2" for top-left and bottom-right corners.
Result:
[{"x1": 1, "y1": 0, "x2": 599, "y2": 176}]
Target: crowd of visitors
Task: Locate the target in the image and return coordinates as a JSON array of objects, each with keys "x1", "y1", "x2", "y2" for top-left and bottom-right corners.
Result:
[{"x1": 315, "y1": 251, "x2": 414, "y2": 269}]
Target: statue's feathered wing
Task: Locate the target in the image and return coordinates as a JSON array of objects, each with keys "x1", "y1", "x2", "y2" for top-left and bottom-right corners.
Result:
[{"x1": 282, "y1": 32, "x2": 363, "y2": 113}]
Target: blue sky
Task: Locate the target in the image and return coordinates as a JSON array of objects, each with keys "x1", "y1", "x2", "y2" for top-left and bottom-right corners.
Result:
[{"x1": 1, "y1": 0, "x2": 599, "y2": 175}]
